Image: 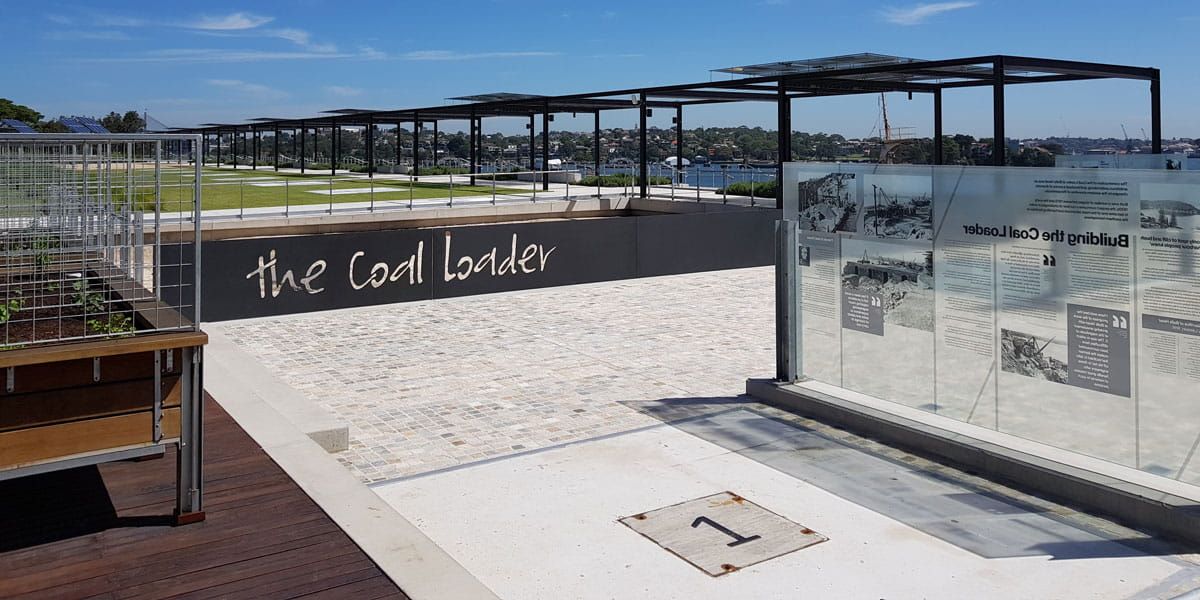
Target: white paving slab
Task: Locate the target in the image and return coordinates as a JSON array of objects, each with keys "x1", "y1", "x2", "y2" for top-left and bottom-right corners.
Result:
[{"x1": 374, "y1": 420, "x2": 1200, "y2": 600}]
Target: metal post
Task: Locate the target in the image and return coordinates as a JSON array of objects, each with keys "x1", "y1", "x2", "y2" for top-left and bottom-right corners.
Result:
[
  {"x1": 273, "y1": 126, "x2": 280, "y2": 172},
  {"x1": 528, "y1": 114, "x2": 536, "y2": 172},
  {"x1": 367, "y1": 117, "x2": 375, "y2": 178},
  {"x1": 175, "y1": 345, "x2": 204, "y2": 524},
  {"x1": 675, "y1": 105, "x2": 683, "y2": 185},
  {"x1": 992, "y1": 57, "x2": 1006, "y2": 166},
  {"x1": 396, "y1": 122, "x2": 403, "y2": 169},
  {"x1": 332, "y1": 122, "x2": 339, "y2": 176},
  {"x1": 216, "y1": 130, "x2": 222, "y2": 166},
  {"x1": 300, "y1": 123, "x2": 307, "y2": 173},
  {"x1": 639, "y1": 92, "x2": 648, "y2": 198},
  {"x1": 776, "y1": 80, "x2": 791, "y2": 209},
  {"x1": 1151, "y1": 74, "x2": 1162, "y2": 154},
  {"x1": 542, "y1": 107, "x2": 550, "y2": 192},
  {"x1": 594, "y1": 111, "x2": 601, "y2": 197},
  {"x1": 433, "y1": 120, "x2": 439, "y2": 166},
  {"x1": 412, "y1": 116, "x2": 421, "y2": 179},
  {"x1": 470, "y1": 114, "x2": 478, "y2": 186},
  {"x1": 933, "y1": 88, "x2": 944, "y2": 165},
  {"x1": 775, "y1": 219, "x2": 801, "y2": 382}
]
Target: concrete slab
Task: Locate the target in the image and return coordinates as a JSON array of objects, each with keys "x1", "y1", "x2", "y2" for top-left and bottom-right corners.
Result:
[{"x1": 374, "y1": 414, "x2": 1200, "y2": 600}]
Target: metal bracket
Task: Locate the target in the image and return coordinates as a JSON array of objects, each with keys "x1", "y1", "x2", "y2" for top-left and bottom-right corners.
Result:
[
  {"x1": 93, "y1": 357, "x2": 101, "y2": 382},
  {"x1": 166, "y1": 349, "x2": 173, "y2": 372},
  {"x1": 153, "y1": 350, "x2": 163, "y2": 442},
  {"x1": 5, "y1": 367, "x2": 13, "y2": 393}
]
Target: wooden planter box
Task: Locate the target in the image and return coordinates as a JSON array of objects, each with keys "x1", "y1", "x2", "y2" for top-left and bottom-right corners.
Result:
[{"x1": 0, "y1": 272, "x2": 207, "y2": 524}]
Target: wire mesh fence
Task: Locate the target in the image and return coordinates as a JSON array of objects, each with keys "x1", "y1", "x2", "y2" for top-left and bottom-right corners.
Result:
[{"x1": 0, "y1": 134, "x2": 201, "y2": 348}]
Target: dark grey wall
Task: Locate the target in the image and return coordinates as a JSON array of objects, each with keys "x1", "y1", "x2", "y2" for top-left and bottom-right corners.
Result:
[{"x1": 164, "y1": 208, "x2": 779, "y2": 322}]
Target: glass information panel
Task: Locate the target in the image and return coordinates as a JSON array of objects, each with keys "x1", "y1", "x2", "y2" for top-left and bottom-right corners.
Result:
[{"x1": 783, "y1": 162, "x2": 1200, "y2": 483}]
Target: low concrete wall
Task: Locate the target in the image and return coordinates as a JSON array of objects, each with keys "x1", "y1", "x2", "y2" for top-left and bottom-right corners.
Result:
[
  {"x1": 747, "y1": 378, "x2": 1200, "y2": 546},
  {"x1": 516, "y1": 171, "x2": 581, "y2": 184}
]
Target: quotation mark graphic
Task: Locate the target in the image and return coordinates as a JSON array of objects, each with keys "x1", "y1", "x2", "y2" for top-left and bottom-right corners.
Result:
[
  {"x1": 1112, "y1": 315, "x2": 1128, "y2": 329},
  {"x1": 1043, "y1": 255, "x2": 1057, "y2": 267},
  {"x1": 870, "y1": 296, "x2": 882, "y2": 308}
]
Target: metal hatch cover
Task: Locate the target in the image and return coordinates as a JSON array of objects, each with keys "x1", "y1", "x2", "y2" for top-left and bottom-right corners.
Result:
[{"x1": 619, "y1": 491, "x2": 827, "y2": 577}]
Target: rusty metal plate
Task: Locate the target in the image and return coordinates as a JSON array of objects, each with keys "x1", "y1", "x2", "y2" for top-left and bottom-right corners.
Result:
[{"x1": 619, "y1": 491, "x2": 827, "y2": 577}]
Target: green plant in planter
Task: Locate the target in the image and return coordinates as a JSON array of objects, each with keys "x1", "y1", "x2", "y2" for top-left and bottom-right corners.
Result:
[
  {"x1": 88, "y1": 313, "x2": 135, "y2": 337},
  {"x1": 31, "y1": 236, "x2": 58, "y2": 271},
  {"x1": 72, "y1": 280, "x2": 106, "y2": 314},
  {"x1": 0, "y1": 295, "x2": 24, "y2": 325}
]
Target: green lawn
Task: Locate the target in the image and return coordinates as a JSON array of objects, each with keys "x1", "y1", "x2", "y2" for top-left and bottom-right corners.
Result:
[{"x1": 135, "y1": 168, "x2": 532, "y2": 212}]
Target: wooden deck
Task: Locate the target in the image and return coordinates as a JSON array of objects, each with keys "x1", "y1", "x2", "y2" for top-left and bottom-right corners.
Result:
[{"x1": 0, "y1": 396, "x2": 409, "y2": 599}]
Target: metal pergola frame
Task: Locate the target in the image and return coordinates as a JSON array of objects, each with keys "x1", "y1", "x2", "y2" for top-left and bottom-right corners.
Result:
[{"x1": 177, "y1": 54, "x2": 1162, "y2": 207}]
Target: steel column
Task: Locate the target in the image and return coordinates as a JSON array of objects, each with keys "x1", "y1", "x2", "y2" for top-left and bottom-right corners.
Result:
[
  {"x1": 470, "y1": 113, "x2": 478, "y2": 186},
  {"x1": 528, "y1": 115, "x2": 536, "y2": 172},
  {"x1": 273, "y1": 126, "x2": 280, "y2": 171},
  {"x1": 776, "y1": 80, "x2": 791, "y2": 209},
  {"x1": 542, "y1": 108, "x2": 550, "y2": 191},
  {"x1": 1151, "y1": 75, "x2": 1162, "y2": 154},
  {"x1": 775, "y1": 220, "x2": 801, "y2": 382},
  {"x1": 639, "y1": 92, "x2": 648, "y2": 198},
  {"x1": 174, "y1": 345, "x2": 205, "y2": 524},
  {"x1": 396, "y1": 122, "x2": 403, "y2": 168},
  {"x1": 594, "y1": 112, "x2": 601, "y2": 178},
  {"x1": 992, "y1": 57, "x2": 1006, "y2": 166},
  {"x1": 332, "y1": 122, "x2": 339, "y2": 176},
  {"x1": 675, "y1": 106, "x2": 684, "y2": 185},
  {"x1": 252, "y1": 128, "x2": 258, "y2": 170},
  {"x1": 933, "y1": 88, "x2": 944, "y2": 165},
  {"x1": 413, "y1": 117, "x2": 420, "y2": 178},
  {"x1": 300, "y1": 123, "x2": 306, "y2": 173},
  {"x1": 367, "y1": 118, "x2": 375, "y2": 178},
  {"x1": 433, "y1": 120, "x2": 439, "y2": 166}
]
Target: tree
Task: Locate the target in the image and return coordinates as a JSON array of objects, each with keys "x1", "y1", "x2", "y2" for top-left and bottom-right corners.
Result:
[
  {"x1": 100, "y1": 110, "x2": 145, "y2": 133},
  {"x1": 0, "y1": 98, "x2": 43, "y2": 124}
]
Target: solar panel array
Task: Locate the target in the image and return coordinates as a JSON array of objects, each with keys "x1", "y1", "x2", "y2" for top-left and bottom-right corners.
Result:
[
  {"x1": 0, "y1": 119, "x2": 36, "y2": 133},
  {"x1": 57, "y1": 117, "x2": 112, "y2": 134},
  {"x1": 77, "y1": 117, "x2": 111, "y2": 133},
  {"x1": 59, "y1": 117, "x2": 92, "y2": 133}
]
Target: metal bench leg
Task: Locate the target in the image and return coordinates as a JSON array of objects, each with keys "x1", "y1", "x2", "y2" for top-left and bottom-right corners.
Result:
[{"x1": 175, "y1": 345, "x2": 205, "y2": 525}]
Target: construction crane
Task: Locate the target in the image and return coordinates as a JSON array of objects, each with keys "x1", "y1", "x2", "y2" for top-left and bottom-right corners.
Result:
[
  {"x1": 1121, "y1": 124, "x2": 1132, "y2": 152},
  {"x1": 876, "y1": 94, "x2": 916, "y2": 163}
]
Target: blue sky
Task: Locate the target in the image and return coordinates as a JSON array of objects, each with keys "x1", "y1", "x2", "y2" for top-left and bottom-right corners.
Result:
[{"x1": 2, "y1": 0, "x2": 1196, "y2": 138}]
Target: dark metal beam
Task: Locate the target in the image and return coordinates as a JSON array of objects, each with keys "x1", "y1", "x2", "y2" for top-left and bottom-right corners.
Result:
[
  {"x1": 542, "y1": 106, "x2": 550, "y2": 191},
  {"x1": 300, "y1": 122, "x2": 306, "y2": 173},
  {"x1": 993, "y1": 57, "x2": 1006, "y2": 166},
  {"x1": 528, "y1": 114, "x2": 536, "y2": 172},
  {"x1": 1151, "y1": 74, "x2": 1162, "y2": 154},
  {"x1": 366, "y1": 117, "x2": 375, "y2": 178},
  {"x1": 433, "y1": 121, "x2": 439, "y2": 166},
  {"x1": 639, "y1": 92, "x2": 648, "y2": 198},
  {"x1": 933, "y1": 88, "x2": 944, "y2": 165},
  {"x1": 777, "y1": 80, "x2": 791, "y2": 209},
  {"x1": 675, "y1": 106, "x2": 683, "y2": 186},
  {"x1": 413, "y1": 116, "x2": 421, "y2": 179},
  {"x1": 273, "y1": 125, "x2": 280, "y2": 172},
  {"x1": 594, "y1": 111, "x2": 601, "y2": 179}
]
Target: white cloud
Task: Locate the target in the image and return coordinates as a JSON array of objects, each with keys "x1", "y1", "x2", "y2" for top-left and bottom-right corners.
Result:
[
  {"x1": 45, "y1": 30, "x2": 131, "y2": 41},
  {"x1": 206, "y1": 79, "x2": 288, "y2": 100},
  {"x1": 400, "y1": 50, "x2": 559, "y2": 61},
  {"x1": 84, "y1": 48, "x2": 360, "y2": 64},
  {"x1": 880, "y1": 1, "x2": 977, "y2": 25},
  {"x1": 45, "y1": 14, "x2": 72, "y2": 25},
  {"x1": 186, "y1": 12, "x2": 274, "y2": 31},
  {"x1": 267, "y1": 28, "x2": 337, "y2": 52},
  {"x1": 325, "y1": 86, "x2": 363, "y2": 97}
]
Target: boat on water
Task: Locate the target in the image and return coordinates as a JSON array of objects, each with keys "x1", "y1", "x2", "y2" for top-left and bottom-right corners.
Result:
[{"x1": 663, "y1": 156, "x2": 691, "y2": 169}]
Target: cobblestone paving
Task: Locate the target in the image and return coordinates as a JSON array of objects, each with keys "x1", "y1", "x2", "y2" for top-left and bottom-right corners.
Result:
[{"x1": 221, "y1": 267, "x2": 775, "y2": 483}]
